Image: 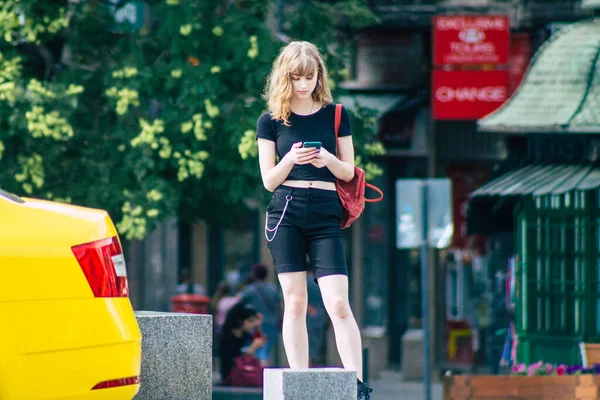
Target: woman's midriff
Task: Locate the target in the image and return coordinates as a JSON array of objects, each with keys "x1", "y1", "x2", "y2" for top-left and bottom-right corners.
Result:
[{"x1": 281, "y1": 180, "x2": 336, "y2": 191}]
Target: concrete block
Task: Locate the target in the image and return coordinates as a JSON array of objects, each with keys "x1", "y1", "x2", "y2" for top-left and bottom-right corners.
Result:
[
  {"x1": 362, "y1": 327, "x2": 389, "y2": 380},
  {"x1": 134, "y1": 311, "x2": 212, "y2": 400},
  {"x1": 401, "y1": 329, "x2": 424, "y2": 381},
  {"x1": 264, "y1": 368, "x2": 356, "y2": 400},
  {"x1": 213, "y1": 386, "x2": 263, "y2": 400}
]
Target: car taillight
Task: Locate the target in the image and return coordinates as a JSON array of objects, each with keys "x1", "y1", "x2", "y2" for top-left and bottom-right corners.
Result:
[
  {"x1": 92, "y1": 376, "x2": 140, "y2": 390},
  {"x1": 71, "y1": 236, "x2": 129, "y2": 297}
]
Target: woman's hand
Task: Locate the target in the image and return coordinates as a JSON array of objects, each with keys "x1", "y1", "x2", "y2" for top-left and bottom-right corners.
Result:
[
  {"x1": 250, "y1": 337, "x2": 266, "y2": 350},
  {"x1": 283, "y1": 142, "x2": 319, "y2": 165},
  {"x1": 310, "y1": 147, "x2": 334, "y2": 168}
]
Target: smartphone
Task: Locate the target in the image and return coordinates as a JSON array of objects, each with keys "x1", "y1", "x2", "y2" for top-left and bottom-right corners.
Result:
[
  {"x1": 302, "y1": 141, "x2": 322, "y2": 149},
  {"x1": 252, "y1": 329, "x2": 264, "y2": 340}
]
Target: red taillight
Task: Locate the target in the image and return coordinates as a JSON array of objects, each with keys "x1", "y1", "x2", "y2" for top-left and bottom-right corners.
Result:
[
  {"x1": 71, "y1": 236, "x2": 129, "y2": 297},
  {"x1": 92, "y1": 376, "x2": 140, "y2": 390}
]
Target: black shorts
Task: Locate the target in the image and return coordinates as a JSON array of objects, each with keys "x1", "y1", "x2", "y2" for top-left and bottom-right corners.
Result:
[{"x1": 265, "y1": 185, "x2": 348, "y2": 281}]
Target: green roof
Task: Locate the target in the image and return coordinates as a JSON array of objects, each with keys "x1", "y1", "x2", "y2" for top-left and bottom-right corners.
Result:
[
  {"x1": 471, "y1": 164, "x2": 596, "y2": 197},
  {"x1": 467, "y1": 163, "x2": 600, "y2": 235},
  {"x1": 478, "y1": 19, "x2": 600, "y2": 133},
  {"x1": 582, "y1": 0, "x2": 600, "y2": 10}
]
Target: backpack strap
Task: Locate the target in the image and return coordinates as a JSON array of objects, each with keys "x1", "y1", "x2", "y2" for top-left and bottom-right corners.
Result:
[
  {"x1": 365, "y1": 182, "x2": 384, "y2": 202},
  {"x1": 334, "y1": 104, "x2": 342, "y2": 156}
]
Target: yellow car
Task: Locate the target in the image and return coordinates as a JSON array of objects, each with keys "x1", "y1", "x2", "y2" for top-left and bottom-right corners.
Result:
[{"x1": 0, "y1": 188, "x2": 142, "y2": 400}]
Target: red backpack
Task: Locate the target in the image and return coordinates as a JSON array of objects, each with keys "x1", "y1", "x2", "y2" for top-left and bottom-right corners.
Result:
[
  {"x1": 225, "y1": 354, "x2": 264, "y2": 387},
  {"x1": 334, "y1": 104, "x2": 384, "y2": 229}
]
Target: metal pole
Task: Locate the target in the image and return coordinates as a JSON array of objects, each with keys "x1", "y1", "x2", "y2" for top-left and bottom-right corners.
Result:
[
  {"x1": 363, "y1": 347, "x2": 370, "y2": 384},
  {"x1": 420, "y1": 181, "x2": 431, "y2": 400}
]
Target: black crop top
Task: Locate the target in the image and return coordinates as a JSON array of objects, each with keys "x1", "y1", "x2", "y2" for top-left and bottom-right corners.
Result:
[{"x1": 255, "y1": 103, "x2": 352, "y2": 183}]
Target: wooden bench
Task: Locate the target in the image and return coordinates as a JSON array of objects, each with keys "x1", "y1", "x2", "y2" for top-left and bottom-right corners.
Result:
[{"x1": 213, "y1": 385, "x2": 262, "y2": 400}]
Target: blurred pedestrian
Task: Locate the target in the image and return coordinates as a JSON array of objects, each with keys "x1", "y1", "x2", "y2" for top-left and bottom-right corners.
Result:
[
  {"x1": 212, "y1": 281, "x2": 240, "y2": 337},
  {"x1": 256, "y1": 41, "x2": 373, "y2": 399},
  {"x1": 218, "y1": 303, "x2": 265, "y2": 386},
  {"x1": 226, "y1": 270, "x2": 241, "y2": 293},
  {"x1": 239, "y1": 263, "x2": 282, "y2": 366},
  {"x1": 175, "y1": 269, "x2": 206, "y2": 295}
]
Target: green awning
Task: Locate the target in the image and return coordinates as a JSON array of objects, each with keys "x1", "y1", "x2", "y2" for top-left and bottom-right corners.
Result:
[
  {"x1": 471, "y1": 165, "x2": 590, "y2": 197},
  {"x1": 478, "y1": 19, "x2": 600, "y2": 133},
  {"x1": 576, "y1": 168, "x2": 600, "y2": 191},
  {"x1": 542, "y1": 165, "x2": 592, "y2": 194},
  {"x1": 582, "y1": 0, "x2": 600, "y2": 10},
  {"x1": 471, "y1": 164, "x2": 597, "y2": 197},
  {"x1": 467, "y1": 164, "x2": 600, "y2": 234}
]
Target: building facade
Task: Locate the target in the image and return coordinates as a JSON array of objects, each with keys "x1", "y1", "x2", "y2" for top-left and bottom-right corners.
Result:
[{"x1": 468, "y1": 15, "x2": 600, "y2": 365}]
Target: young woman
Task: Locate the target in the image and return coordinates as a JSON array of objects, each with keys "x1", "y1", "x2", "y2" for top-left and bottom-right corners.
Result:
[
  {"x1": 211, "y1": 281, "x2": 239, "y2": 337},
  {"x1": 218, "y1": 302, "x2": 265, "y2": 385},
  {"x1": 256, "y1": 41, "x2": 373, "y2": 399},
  {"x1": 239, "y1": 263, "x2": 282, "y2": 367}
]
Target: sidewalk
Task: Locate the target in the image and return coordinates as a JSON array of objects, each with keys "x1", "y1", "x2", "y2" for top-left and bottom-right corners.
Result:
[
  {"x1": 367, "y1": 371, "x2": 443, "y2": 400},
  {"x1": 212, "y1": 360, "x2": 444, "y2": 399}
]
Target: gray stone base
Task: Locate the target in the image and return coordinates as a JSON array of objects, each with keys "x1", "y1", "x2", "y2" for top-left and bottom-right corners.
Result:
[
  {"x1": 362, "y1": 328, "x2": 389, "y2": 380},
  {"x1": 401, "y1": 329, "x2": 424, "y2": 381},
  {"x1": 134, "y1": 311, "x2": 212, "y2": 400},
  {"x1": 213, "y1": 386, "x2": 263, "y2": 400},
  {"x1": 264, "y1": 368, "x2": 356, "y2": 400}
]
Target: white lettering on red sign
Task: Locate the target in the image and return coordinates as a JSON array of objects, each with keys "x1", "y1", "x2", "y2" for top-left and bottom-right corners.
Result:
[
  {"x1": 436, "y1": 17, "x2": 506, "y2": 31},
  {"x1": 449, "y1": 42, "x2": 495, "y2": 55},
  {"x1": 435, "y1": 86, "x2": 507, "y2": 103}
]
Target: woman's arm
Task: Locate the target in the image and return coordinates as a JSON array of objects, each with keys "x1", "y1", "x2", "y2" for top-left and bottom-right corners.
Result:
[
  {"x1": 258, "y1": 139, "x2": 293, "y2": 192},
  {"x1": 310, "y1": 135, "x2": 355, "y2": 182},
  {"x1": 245, "y1": 337, "x2": 266, "y2": 355},
  {"x1": 258, "y1": 139, "x2": 318, "y2": 192}
]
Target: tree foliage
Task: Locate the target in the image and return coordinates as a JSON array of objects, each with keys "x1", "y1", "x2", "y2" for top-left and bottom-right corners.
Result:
[{"x1": 0, "y1": 0, "x2": 382, "y2": 239}]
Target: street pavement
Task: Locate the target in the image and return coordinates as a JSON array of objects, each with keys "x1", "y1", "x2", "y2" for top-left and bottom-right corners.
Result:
[
  {"x1": 368, "y1": 370, "x2": 443, "y2": 400},
  {"x1": 212, "y1": 362, "x2": 444, "y2": 399}
]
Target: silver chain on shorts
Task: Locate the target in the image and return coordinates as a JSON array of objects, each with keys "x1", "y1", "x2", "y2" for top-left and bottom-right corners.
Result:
[{"x1": 264, "y1": 194, "x2": 293, "y2": 242}]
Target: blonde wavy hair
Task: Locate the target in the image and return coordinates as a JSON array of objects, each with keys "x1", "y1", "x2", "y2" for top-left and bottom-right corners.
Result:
[{"x1": 263, "y1": 41, "x2": 333, "y2": 126}]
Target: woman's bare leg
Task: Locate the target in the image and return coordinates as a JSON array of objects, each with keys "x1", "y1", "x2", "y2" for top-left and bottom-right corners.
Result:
[
  {"x1": 278, "y1": 271, "x2": 309, "y2": 369},
  {"x1": 318, "y1": 274, "x2": 363, "y2": 381}
]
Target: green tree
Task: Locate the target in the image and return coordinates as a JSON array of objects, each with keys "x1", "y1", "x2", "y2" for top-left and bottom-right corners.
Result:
[{"x1": 0, "y1": 0, "x2": 382, "y2": 240}]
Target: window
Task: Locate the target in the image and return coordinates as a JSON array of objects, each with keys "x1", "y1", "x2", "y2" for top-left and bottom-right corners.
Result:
[
  {"x1": 518, "y1": 192, "x2": 587, "y2": 336},
  {"x1": 516, "y1": 190, "x2": 595, "y2": 363}
]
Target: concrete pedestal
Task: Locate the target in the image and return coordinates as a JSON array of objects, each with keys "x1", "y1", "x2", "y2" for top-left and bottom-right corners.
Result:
[
  {"x1": 362, "y1": 327, "x2": 389, "y2": 380},
  {"x1": 134, "y1": 311, "x2": 212, "y2": 400},
  {"x1": 401, "y1": 329, "x2": 424, "y2": 381},
  {"x1": 264, "y1": 368, "x2": 356, "y2": 400}
]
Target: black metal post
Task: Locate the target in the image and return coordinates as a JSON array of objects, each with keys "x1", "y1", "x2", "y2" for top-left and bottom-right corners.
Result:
[
  {"x1": 420, "y1": 182, "x2": 431, "y2": 400},
  {"x1": 363, "y1": 347, "x2": 370, "y2": 384}
]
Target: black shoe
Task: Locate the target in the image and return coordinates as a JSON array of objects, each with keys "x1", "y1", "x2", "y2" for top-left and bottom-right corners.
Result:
[{"x1": 357, "y1": 379, "x2": 373, "y2": 400}]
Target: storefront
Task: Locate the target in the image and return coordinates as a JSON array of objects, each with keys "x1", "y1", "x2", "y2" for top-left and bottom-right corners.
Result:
[{"x1": 467, "y1": 18, "x2": 600, "y2": 366}]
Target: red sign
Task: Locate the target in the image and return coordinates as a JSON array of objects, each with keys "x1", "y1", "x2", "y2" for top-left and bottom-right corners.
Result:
[
  {"x1": 432, "y1": 70, "x2": 509, "y2": 120},
  {"x1": 433, "y1": 15, "x2": 510, "y2": 65}
]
